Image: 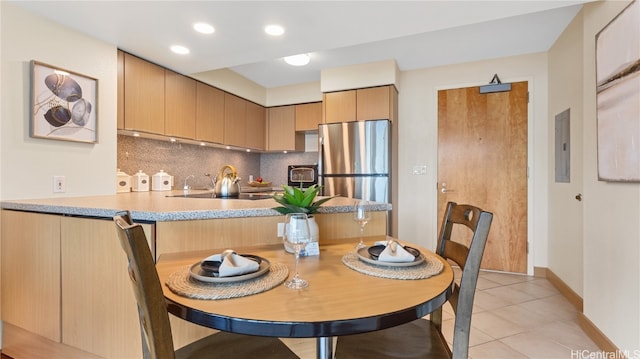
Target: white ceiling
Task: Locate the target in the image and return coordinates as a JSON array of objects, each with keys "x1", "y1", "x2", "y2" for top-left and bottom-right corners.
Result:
[{"x1": 10, "y1": 1, "x2": 590, "y2": 88}]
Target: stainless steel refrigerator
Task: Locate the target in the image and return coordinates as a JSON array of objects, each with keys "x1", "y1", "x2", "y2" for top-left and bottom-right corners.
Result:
[{"x1": 318, "y1": 119, "x2": 390, "y2": 203}]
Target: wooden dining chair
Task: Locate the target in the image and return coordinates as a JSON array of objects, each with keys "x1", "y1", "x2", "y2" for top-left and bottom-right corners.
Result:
[
  {"x1": 113, "y1": 211, "x2": 299, "y2": 359},
  {"x1": 335, "y1": 202, "x2": 493, "y2": 359}
]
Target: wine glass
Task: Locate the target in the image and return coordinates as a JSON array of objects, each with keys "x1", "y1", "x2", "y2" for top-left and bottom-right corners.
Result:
[
  {"x1": 283, "y1": 213, "x2": 312, "y2": 289},
  {"x1": 353, "y1": 200, "x2": 371, "y2": 250}
]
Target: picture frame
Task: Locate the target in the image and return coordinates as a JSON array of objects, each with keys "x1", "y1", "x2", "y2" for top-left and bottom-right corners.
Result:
[
  {"x1": 30, "y1": 60, "x2": 98, "y2": 143},
  {"x1": 595, "y1": 0, "x2": 639, "y2": 182}
]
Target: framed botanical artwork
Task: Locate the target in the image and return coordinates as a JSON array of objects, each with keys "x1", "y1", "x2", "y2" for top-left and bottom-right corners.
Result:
[
  {"x1": 30, "y1": 60, "x2": 98, "y2": 143},
  {"x1": 595, "y1": 0, "x2": 639, "y2": 182}
]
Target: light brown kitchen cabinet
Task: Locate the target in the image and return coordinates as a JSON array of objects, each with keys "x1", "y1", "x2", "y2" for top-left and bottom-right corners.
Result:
[
  {"x1": 295, "y1": 102, "x2": 323, "y2": 131},
  {"x1": 356, "y1": 85, "x2": 398, "y2": 122},
  {"x1": 0, "y1": 210, "x2": 154, "y2": 359},
  {"x1": 195, "y1": 82, "x2": 225, "y2": 144},
  {"x1": 1, "y1": 211, "x2": 61, "y2": 343},
  {"x1": 246, "y1": 101, "x2": 266, "y2": 150},
  {"x1": 323, "y1": 90, "x2": 356, "y2": 123},
  {"x1": 267, "y1": 105, "x2": 304, "y2": 152},
  {"x1": 165, "y1": 70, "x2": 196, "y2": 139},
  {"x1": 122, "y1": 52, "x2": 165, "y2": 134},
  {"x1": 323, "y1": 85, "x2": 398, "y2": 123},
  {"x1": 116, "y1": 50, "x2": 124, "y2": 130},
  {"x1": 223, "y1": 93, "x2": 247, "y2": 147}
]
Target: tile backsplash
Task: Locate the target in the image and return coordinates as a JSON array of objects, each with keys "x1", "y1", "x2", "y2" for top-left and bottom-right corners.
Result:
[{"x1": 117, "y1": 135, "x2": 318, "y2": 191}]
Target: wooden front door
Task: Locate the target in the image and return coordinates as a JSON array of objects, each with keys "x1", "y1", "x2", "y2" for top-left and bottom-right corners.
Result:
[{"x1": 437, "y1": 82, "x2": 528, "y2": 273}]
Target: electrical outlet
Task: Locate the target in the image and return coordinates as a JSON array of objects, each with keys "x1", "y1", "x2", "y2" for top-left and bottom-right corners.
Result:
[{"x1": 53, "y1": 176, "x2": 66, "y2": 193}]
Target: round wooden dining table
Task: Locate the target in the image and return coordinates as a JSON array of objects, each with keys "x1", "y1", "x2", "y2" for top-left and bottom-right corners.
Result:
[{"x1": 156, "y1": 236, "x2": 454, "y2": 359}]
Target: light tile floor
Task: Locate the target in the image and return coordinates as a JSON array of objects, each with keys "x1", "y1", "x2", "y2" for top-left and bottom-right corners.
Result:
[{"x1": 280, "y1": 270, "x2": 600, "y2": 358}]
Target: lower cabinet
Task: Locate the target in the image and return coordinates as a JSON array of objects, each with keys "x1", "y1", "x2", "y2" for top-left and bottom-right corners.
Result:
[
  {"x1": 0, "y1": 211, "x2": 152, "y2": 358},
  {"x1": 0, "y1": 209, "x2": 387, "y2": 358}
]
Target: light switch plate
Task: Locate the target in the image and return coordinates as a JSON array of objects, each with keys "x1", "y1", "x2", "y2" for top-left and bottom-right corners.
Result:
[{"x1": 412, "y1": 165, "x2": 427, "y2": 175}]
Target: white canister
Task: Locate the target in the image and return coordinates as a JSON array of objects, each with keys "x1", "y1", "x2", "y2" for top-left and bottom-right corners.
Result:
[
  {"x1": 152, "y1": 170, "x2": 172, "y2": 191},
  {"x1": 116, "y1": 169, "x2": 131, "y2": 193},
  {"x1": 131, "y1": 170, "x2": 150, "y2": 192}
]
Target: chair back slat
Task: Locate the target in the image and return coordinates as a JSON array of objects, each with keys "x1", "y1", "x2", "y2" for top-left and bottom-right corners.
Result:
[
  {"x1": 435, "y1": 202, "x2": 493, "y2": 359},
  {"x1": 114, "y1": 214, "x2": 176, "y2": 359}
]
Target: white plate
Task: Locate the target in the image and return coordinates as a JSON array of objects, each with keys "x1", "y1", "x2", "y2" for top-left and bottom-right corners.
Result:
[
  {"x1": 356, "y1": 247, "x2": 425, "y2": 267},
  {"x1": 189, "y1": 256, "x2": 271, "y2": 283}
]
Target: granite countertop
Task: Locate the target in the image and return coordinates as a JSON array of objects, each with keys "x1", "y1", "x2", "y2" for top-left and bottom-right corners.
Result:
[{"x1": 1, "y1": 190, "x2": 391, "y2": 222}]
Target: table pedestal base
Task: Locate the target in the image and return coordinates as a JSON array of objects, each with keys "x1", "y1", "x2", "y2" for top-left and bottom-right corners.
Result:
[{"x1": 317, "y1": 336, "x2": 333, "y2": 359}]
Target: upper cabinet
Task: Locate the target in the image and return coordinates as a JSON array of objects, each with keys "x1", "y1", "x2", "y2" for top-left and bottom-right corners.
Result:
[
  {"x1": 223, "y1": 93, "x2": 247, "y2": 148},
  {"x1": 165, "y1": 70, "x2": 196, "y2": 139},
  {"x1": 356, "y1": 85, "x2": 398, "y2": 122},
  {"x1": 323, "y1": 90, "x2": 356, "y2": 124},
  {"x1": 267, "y1": 105, "x2": 304, "y2": 152},
  {"x1": 295, "y1": 102, "x2": 323, "y2": 132},
  {"x1": 246, "y1": 101, "x2": 266, "y2": 151},
  {"x1": 195, "y1": 82, "x2": 224, "y2": 144},
  {"x1": 121, "y1": 52, "x2": 165, "y2": 134},
  {"x1": 323, "y1": 85, "x2": 398, "y2": 124},
  {"x1": 117, "y1": 50, "x2": 124, "y2": 130}
]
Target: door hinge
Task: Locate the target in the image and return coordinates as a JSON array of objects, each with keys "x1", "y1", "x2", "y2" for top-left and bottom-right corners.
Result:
[
  {"x1": 527, "y1": 92, "x2": 530, "y2": 103},
  {"x1": 526, "y1": 242, "x2": 529, "y2": 254}
]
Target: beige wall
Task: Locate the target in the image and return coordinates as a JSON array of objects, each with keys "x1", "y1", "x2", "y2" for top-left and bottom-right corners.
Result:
[
  {"x1": 1, "y1": 3, "x2": 117, "y2": 200},
  {"x1": 548, "y1": 2, "x2": 586, "y2": 297},
  {"x1": 549, "y1": 0, "x2": 638, "y2": 351},
  {"x1": 396, "y1": 53, "x2": 549, "y2": 274},
  {"x1": 581, "y1": 0, "x2": 639, "y2": 351}
]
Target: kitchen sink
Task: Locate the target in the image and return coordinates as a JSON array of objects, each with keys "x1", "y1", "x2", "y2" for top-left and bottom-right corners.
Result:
[{"x1": 167, "y1": 192, "x2": 274, "y2": 200}]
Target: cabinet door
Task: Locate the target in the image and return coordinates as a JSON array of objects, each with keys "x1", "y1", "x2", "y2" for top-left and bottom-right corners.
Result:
[
  {"x1": 295, "y1": 102, "x2": 323, "y2": 131},
  {"x1": 123, "y1": 53, "x2": 165, "y2": 134},
  {"x1": 61, "y1": 216, "x2": 153, "y2": 358},
  {"x1": 246, "y1": 101, "x2": 266, "y2": 150},
  {"x1": 356, "y1": 86, "x2": 393, "y2": 121},
  {"x1": 195, "y1": 82, "x2": 224, "y2": 144},
  {"x1": 165, "y1": 70, "x2": 196, "y2": 138},
  {"x1": 223, "y1": 93, "x2": 247, "y2": 147},
  {"x1": 267, "y1": 105, "x2": 304, "y2": 151},
  {"x1": 116, "y1": 50, "x2": 124, "y2": 130},
  {"x1": 323, "y1": 90, "x2": 356, "y2": 123},
  {"x1": 1, "y1": 211, "x2": 61, "y2": 342}
]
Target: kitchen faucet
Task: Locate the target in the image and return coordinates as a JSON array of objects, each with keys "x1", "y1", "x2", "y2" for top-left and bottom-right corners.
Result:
[
  {"x1": 183, "y1": 174, "x2": 195, "y2": 190},
  {"x1": 204, "y1": 173, "x2": 215, "y2": 189}
]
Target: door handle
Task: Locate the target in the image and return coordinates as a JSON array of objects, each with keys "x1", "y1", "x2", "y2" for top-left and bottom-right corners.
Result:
[{"x1": 440, "y1": 183, "x2": 455, "y2": 193}]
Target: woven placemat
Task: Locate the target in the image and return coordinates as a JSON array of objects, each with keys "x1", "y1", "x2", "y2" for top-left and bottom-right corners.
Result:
[
  {"x1": 342, "y1": 252, "x2": 444, "y2": 280},
  {"x1": 165, "y1": 263, "x2": 289, "y2": 300}
]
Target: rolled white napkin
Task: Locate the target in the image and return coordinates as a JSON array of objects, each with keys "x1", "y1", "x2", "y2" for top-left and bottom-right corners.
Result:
[
  {"x1": 204, "y1": 251, "x2": 260, "y2": 277},
  {"x1": 377, "y1": 241, "x2": 415, "y2": 263}
]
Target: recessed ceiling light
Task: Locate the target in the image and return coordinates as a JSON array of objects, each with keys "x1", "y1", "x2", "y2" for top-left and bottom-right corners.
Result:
[
  {"x1": 264, "y1": 24, "x2": 285, "y2": 36},
  {"x1": 170, "y1": 45, "x2": 190, "y2": 55},
  {"x1": 284, "y1": 54, "x2": 310, "y2": 66},
  {"x1": 193, "y1": 22, "x2": 214, "y2": 34}
]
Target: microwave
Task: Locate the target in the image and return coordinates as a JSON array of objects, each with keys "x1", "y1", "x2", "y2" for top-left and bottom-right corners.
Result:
[{"x1": 288, "y1": 165, "x2": 318, "y2": 188}]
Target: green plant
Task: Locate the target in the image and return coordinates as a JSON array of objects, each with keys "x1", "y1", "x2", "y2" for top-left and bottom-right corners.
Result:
[{"x1": 272, "y1": 184, "x2": 335, "y2": 215}]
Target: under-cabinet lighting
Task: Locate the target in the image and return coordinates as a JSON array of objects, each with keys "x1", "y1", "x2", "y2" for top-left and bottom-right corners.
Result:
[
  {"x1": 132, "y1": 132, "x2": 140, "y2": 137},
  {"x1": 226, "y1": 146, "x2": 231, "y2": 150},
  {"x1": 170, "y1": 138, "x2": 177, "y2": 143},
  {"x1": 199, "y1": 142, "x2": 206, "y2": 146},
  {"x1": 283, "y1": 150, "x2": 288, "y2": 154},
  {"x1": 246, "y1": 149, "x2": 251, "y2": 152}
]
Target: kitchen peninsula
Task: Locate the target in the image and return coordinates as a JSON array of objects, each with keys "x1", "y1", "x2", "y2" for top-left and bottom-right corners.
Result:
[{"x1": 0, "y1": 192, "x2": 390, "y2": 359}]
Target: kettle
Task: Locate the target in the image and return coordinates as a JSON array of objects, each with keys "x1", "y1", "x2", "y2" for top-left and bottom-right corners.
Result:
[{"x1": 214, "y1": 164, "x2": 241, "y2": 197}]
